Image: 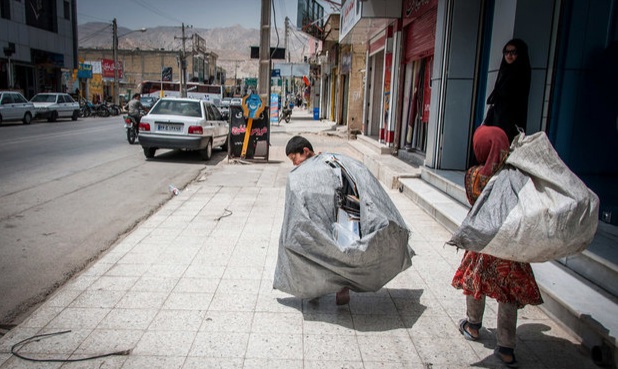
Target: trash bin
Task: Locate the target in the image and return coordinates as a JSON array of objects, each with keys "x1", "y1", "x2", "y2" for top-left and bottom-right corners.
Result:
[{"x1": 313, "y1": 107, "x2": 319, "y2": 120}]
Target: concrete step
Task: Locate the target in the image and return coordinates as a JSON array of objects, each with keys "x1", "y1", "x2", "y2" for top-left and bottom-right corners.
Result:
[
  {"x1": 355, "y1": 134, "x2": 392, "y2": 155},
  {"x1": 348, "y1": 139, "x2": 421, "y2": 189},
  {"x1": 561, "y1": 222, "x2": 618, "y2": 298}
]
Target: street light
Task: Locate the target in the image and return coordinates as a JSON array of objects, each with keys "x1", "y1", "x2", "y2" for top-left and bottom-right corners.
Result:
[{"x1": 112, "y1": 18, "x2": 147, "y2": 106}]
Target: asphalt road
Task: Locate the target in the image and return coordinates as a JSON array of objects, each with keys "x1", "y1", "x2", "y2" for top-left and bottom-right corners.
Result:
[{"x1": 0, "y1": 116, "x2": 227, "y2": 327}]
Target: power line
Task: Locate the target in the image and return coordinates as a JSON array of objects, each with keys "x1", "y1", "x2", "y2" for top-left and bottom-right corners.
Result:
[
  {"x1": 129, "y1": 0, "x2": 183, "y2": 25},
  {"x1": 78, "y1": 23, "x2": 113, "y2": 44}
]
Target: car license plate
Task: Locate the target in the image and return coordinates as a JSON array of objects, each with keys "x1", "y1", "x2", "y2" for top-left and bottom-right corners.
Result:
[{"x1": 156, "y1": 123, "x2": 182, "y2": 132}]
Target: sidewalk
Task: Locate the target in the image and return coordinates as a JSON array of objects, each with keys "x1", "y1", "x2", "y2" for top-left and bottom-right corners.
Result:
[{"x1": 0, "y1": 114, "x2": 598, "y2": 368}]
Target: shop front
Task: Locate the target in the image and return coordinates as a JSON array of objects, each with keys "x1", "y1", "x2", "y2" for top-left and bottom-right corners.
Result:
[
  {"x1": 396, "y1": 0, "x2": 437, "y2": 163},
  {"x1": 339, "y1": 0, "x2": 402, "y2": 137}
]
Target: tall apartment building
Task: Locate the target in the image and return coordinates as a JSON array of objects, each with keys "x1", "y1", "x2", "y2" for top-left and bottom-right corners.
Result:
[{"x1": 0, "y1": 0, "x2": 78, "y2": 99}]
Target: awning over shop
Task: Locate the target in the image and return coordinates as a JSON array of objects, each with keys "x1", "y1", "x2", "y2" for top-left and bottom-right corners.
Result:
[{"x1": 339, "y1": 0, "x2": 402, "y2": 45}]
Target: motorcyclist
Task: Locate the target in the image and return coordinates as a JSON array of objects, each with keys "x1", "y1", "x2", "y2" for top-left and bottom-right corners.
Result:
[{"x1": 125, "y1": 93, "x2": 147, "y2": 124}]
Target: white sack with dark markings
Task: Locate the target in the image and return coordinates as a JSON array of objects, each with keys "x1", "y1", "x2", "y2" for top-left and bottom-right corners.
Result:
[
  {"x1": 273, "y1": 153, "x2": 413, "y2": 299},
  {"x1": 447, "y1": 132, "x2": 599, "y2": 262}
]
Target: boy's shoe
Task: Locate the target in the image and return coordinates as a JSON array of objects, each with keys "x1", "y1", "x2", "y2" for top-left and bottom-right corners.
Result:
[{"x1": 494, "y1": 348, "x2": 519, "y2": 368}]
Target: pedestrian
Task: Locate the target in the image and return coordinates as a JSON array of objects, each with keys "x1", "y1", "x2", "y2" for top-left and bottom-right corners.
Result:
[
  {"x1": 275, "y1": 136, "x2": 413, "y2": 306},
  {"x1": 285, "y1": 135, "x2": 315, "y2": 166},
  {"x1": 484, "y1": 39, "x2": 531, "y2": 142},
  {"x1": 452, "y1": 125, "x2": 543, "y2": 368}
]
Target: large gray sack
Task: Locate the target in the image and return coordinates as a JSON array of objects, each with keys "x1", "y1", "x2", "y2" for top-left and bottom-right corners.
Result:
[
  {"x1": 273, "y1": 153, "x2": 413, "y2": 299},
  {"x1": 447, "y1": 131, "x2": 599, "y2": 262}
]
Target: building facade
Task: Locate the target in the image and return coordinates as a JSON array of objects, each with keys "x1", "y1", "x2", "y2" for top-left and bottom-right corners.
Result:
[
  {"x1": 0, "y1": 0, "x2": 78, "y2": 98},
  {"x1": 325, "y1": 0, "x2": 617, "y2": 359},
  {"x1": 78, "y1": 47, "x2": 221, "y2": 103}
]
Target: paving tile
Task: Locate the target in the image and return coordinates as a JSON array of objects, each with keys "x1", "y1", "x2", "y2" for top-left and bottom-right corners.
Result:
[
  {"x1": 412, "y1": 337, "x2": 479, "y2": 365},
  {"x1": 251, "y1": 312, "x2": 303, "y2": 334},
  {"x1": 200, "y1": 311, "x2": 254, "y2": 333},
  {"x1": 96, "y1": 308, "x2": 158, "y2": 330},
  {"x1": 356, "y1": 334, "x2": 422, "y2": 363},
  {"x1": 189, "y1": 332, "x2": 249, "y2": 358},
  {"x1": 69, "y1": 290, "x2": 126, "y2": 309},
  {"x1": 162, "y1": 292, "x2": 213, "y2": 310},
  {"x1": 130, "y1": 276, "x2": 178, "y2": 293},
  {"x1": 352, "y1": 314, "x2": 408, "y2": 336},
  {"x1": 148, "y1": 310, "x2": 206, "y2": 331},
  {"x1": 181, "y1": 357, "x2": 243, "y2": 369},
  {"x1": 245, "y1": 333, "x2": 303, "y2": 360},
  {"x1": 173, "y1": 277, "x2": 220, "y2": 294},
  {"x1": 208, "y1": 293, "x2": 258, "y2": 312},
  {"x1": 17, "y1": 307, "x2": 63, "y2": 329},
  {"x1": 303, "y1": 360, "x2": 365, "y2": 369},
  {"x1": 88, "y1": 276, "x2": 139, "y2": 291},
  {"x1": 46, "y1": 307, "x2": 110, "y2": 330},
  {"x1": 241, "y1": 358, "x2": 302, "y2": 369},
  {"x1": 120, "y1": 355, "x2": 185, "y2": 369},
  {"x1": 132, "y1": 330, "x2": 196, "y2": 356},
  {"x1": 302, "y1": 312, "x2": 356, "y2": 335},
  {"x1": 303, "y1": 334, "x2": 361, "y2": 361},
  {"x1": 75, "y1": 329, "x2": 143, "y2": 355},
  {"x1": 348, "y1": 295, "x2": 399, "y2": 315},
  {"x1": 115, "y1": 291, "x2": 168, "y2": 310}
]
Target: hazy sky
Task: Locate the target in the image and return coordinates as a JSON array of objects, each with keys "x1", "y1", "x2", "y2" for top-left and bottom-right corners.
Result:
[{"x1": 77, "y1": 0, "x2": 337, "y2": 30}]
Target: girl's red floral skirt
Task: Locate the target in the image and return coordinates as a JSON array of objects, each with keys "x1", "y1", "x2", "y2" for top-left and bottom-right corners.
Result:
[{"x1": 452, "y1": 251, "x2": 543, "y2": 308}]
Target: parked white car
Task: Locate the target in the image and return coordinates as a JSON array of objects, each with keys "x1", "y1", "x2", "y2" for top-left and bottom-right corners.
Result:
[
  {"x1": 0, "y1": 91, "x2": 35, "y2": 125},
  {"x1": 30, "y1": 93, "x2": 80, "y2": 122},
  {"x1": 138, "y1": 97, "x2": 229, "y2": 160}
]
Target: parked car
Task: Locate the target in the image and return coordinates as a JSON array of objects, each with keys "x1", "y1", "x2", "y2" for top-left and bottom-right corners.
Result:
[
  {"x1": 0, "y1": 91, "x2": 35, "y2": 125},
  {"x1": 140, "y1": 96, "x2": 158, "y2": 110},
  {"x1": 30, "y1": 93, "x2": 80, "y2": 122},
  {"x1": 138, "y1": 97, "x2": 229, "y2": 160}
]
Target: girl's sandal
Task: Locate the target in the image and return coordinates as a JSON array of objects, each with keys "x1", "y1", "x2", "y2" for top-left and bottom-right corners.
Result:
[
  {"x1": 495, "y1": 348, "x2": 519, "y2": 368},
  {"x1": 458, "y1": 319, "x2": 480, "y2": 341}
]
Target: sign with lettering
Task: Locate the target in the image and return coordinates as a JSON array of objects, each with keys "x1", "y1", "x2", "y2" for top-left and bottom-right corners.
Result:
[{"x1": 101, "y1": 59, "x2": 123, "y2": 79}]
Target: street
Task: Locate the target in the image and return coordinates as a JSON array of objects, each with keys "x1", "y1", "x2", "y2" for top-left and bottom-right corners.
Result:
[{"x1": 0, "y1": 116, "x2": 227, "y2": 327}]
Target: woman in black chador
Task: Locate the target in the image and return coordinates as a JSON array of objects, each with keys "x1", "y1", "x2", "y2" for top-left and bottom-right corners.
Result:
[{"x1": 484, "y1": 39, "x2": 531, "y2": 142}]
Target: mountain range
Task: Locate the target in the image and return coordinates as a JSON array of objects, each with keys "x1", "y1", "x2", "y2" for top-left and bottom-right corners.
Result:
[{"x1": 78, "y1": 22, "x2": 309, "y2": 79}]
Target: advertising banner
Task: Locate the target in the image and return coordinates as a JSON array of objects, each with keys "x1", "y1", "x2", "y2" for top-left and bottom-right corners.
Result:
[
  {"x1": 229, "y1": 105, "x2": 269, "y2": 159},
  {"x1": 270, "y1": 93, "x2": 279, "y2": 124},
  {"x1": 101, "y1": 59, "x2": 123, "y2": 79}
]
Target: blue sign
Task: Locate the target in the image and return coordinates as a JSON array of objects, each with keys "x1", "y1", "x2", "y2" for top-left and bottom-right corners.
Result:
[
  {"x1": 271, "y1": 69, "x2": 280, "y2": 78},
  {"x1": 77, "y1": 63, "x2": 92, "y2": 79},
  {"x1": 270, "y1": 93, "x2": 279, "y2": 124}
]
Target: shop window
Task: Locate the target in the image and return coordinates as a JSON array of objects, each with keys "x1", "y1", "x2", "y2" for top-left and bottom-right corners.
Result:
[
  {"x1": 63, "y1": 1, "x2": 70, "y2": 20},
  {"x1": 1, "y1": 0, "x2": 10, "y2": 20},
  {"x1": 26, "y1": 0, "x2": 57, "y2": 33}
]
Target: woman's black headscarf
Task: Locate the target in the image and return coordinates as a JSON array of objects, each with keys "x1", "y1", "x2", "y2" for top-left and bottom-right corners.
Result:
[{"x1": 484, "y1": 38, "x2": 531, "y2": 142}]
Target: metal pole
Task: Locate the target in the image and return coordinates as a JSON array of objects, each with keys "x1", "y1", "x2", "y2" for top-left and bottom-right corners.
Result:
[
  {"x1": 7, "y1": 56, "x2": 12, "y2": 89},
  {"x1": 112, "y1": 18, "x2": 119, "y2": 105},
  {"x1": 283, "y1": 16, "x2": 289, "y2": 106},
  {"x1": 258, "y1": 0, "x2": 271, "y2": 102},
  {"x1": 181, "y1": 23, "x2": 187, "y2": 98}
]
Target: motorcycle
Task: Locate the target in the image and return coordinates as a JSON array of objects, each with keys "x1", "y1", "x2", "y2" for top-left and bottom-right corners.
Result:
[
  {"x1": 279, "y1": 104, "x2": 292, "y2": 123},
  {"x1": 94, "y1": 103, "x2": 111, "y2": 117},
  {"x1": 79, "y1": 99, "x2": 94, "y2": 117},
  {"x1": 123, "y1": 115, "x2": 140, "y2": 144}
]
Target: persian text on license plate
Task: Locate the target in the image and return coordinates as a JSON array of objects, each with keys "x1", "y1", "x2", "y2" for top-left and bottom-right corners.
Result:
[{"x1": 157, "y1": 123, "x2": 182, "y2": 132}]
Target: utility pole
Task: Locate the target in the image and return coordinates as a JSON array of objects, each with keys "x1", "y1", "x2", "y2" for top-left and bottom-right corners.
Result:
[
  {"x1": 258, "y1": 0, "x2": 271, "y2": 102},
  {"x1": 175, "y1": 23, "x2": 191, "y2": 97},
  {"x1": 112, "y1": 18, "x2": 119, "y2": 105},
  {"x1": 283, "y1": 16, "x2": 289, "y2": 106}
]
